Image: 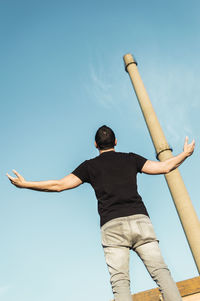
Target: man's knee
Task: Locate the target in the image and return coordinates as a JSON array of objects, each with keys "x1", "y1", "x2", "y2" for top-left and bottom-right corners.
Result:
[
  {"x1": 111, "y1": 274, "x2": 130, "y2": 287},
  {"x1": 112, "y1": 278, "x2": 131, "y2": 301},
  {"x1": 150, "y1": 265, "x2": 170, "y2": 281}
]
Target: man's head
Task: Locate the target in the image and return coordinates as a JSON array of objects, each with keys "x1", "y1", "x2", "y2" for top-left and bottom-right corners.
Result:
[{"x1": 95, "y1": 125, "x2": 117, "y2": 150}]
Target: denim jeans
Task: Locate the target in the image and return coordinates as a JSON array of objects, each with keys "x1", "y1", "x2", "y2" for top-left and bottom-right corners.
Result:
[{"x1": 101, "y1": 214, "x2": 182, "y2": 301}]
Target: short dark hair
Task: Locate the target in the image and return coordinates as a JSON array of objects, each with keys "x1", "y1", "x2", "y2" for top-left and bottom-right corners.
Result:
[{"x1": 95, "y1": 125, "x2": 116, "y2": 150}]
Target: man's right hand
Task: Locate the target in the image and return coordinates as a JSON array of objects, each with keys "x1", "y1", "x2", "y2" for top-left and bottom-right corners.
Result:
[{"x1": 7, "y1": 170, "x2": 26, "y2": 188}]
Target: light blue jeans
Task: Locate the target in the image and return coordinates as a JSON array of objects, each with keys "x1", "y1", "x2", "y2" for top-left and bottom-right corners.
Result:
[{"x1": 101, "y1": 214, "x2": 182, "y2": 301}]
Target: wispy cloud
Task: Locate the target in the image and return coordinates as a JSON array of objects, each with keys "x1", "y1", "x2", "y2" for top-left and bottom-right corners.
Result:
[
  {"x1": 143, "y1": 63, "x2": 200, "y2": 146},
  {"x1": 84, "y1": 54, "x2": 130, "y2": 112},
  {"x1": 0, "y1": 285, "x2": 10, "y2": 296},
  {"x1": 88, "y1": 64, "x2": 114, "y2": 109}
]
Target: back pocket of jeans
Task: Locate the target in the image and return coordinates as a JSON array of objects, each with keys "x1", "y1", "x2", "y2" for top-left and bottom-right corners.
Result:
[
  {"x1": 101, "y1": 222, "x2": 125, "y2": 246},
  {"x1": 136, "y1": 220, "x2": 157, "y2": 241}
]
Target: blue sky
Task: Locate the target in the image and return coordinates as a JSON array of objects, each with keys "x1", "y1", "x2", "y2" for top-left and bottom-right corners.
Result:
[{"x1": 1, "y1": 0, "x2": 200, "y2": 300}]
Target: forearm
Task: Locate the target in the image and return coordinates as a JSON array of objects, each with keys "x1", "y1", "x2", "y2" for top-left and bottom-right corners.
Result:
[
  {"x1": 23, "y1": 179, "x2": 61, "y2": 192},
  {"x1": 164, "y1": 152, "x2": 188, "y2": 173},
  {"x1": 142, "y1": 137, "x2": 195, "y2": 175}
]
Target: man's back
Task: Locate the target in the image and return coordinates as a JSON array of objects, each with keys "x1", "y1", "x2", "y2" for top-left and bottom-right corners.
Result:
[{"x1": 72, "y1": 151, "x2": 149, "y2": 226}]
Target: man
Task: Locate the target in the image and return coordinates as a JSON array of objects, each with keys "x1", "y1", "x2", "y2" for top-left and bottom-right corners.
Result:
[{"x1": 7, "y1": 125, "x2": 195, "y2": 301}]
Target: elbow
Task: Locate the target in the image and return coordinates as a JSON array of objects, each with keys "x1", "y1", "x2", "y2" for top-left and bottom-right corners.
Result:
[
  {"x1": 164, "y1": 167, "x2": 171, "y2": 174},
  {"x1": 164, "y1": 165, "x2": 176, "y2": 174},
  {"x1": 163, "y1": 163, "x2": 171, "y2": 174},
  {"x1": 54, "y1": 181, "x2": 64, "y2": 192},
  {"x1": 56, "y1": 187, "x2": 63, "y2": 192},
  {"x1": 56, "y1": 185, "x2": 65, "y2": 192}
]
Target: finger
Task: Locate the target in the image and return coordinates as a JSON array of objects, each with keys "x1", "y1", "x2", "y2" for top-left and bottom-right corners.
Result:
[
  {"x1": 189, "y1": 139, "x2": 195, "y2": 147},
  {"x1": 6, "y1": 173, "x2": 14, "y2": 180},
  {"x1": 12, "y1": 169, "x2": 21, "y2": 178},
  {"x1": 185, "y1": 136, "x2": 189, "y2": 144},
  {"x1": 6, "y1": 173, "x2": 14, "y2": 179}
]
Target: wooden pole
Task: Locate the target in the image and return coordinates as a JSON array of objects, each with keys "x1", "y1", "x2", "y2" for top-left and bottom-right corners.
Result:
[{"x1": 123, "y1": 53, "x2": 200, "y2": 274}]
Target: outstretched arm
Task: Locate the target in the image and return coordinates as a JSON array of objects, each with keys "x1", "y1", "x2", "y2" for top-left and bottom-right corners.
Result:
[
  {"x1": 141, "y1": 136, "x2": 195, "y2": 175},
  {"x1": 6, "y1": 170, "x2": 82, "y2": 192}
]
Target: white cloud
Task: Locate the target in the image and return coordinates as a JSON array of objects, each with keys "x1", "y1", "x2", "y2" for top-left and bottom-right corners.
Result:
[
  {"x1": 84, "y1": 54, "x2": 130, "y2": 113},
  {"x1": 0, "y1": 285, "x2": 10, "y2": 295},
  {"x1": 86, "y1": 64, "x2": 116, "y2": 109},
  {"x1": 142, "y1": 63, "x2": 200, "y2": 147}
]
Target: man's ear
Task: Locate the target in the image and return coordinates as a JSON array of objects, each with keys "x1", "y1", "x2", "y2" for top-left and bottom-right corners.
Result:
[
  {"x1": 94, "y1": 141, "x2": 98, "y2": 149},
  {"x1": 115, "y1": 138, "x2": 117, "y2": 146}
]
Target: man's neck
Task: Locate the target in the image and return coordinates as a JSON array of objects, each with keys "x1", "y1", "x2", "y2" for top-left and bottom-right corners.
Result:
[{"x1": 99, "y1": 148, "x2": 115, "y2": 155}]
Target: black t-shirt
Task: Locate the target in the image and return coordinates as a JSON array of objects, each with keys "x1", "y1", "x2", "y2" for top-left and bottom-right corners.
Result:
[{"x1": 72, "y1": 151, "x2": 149, "y2": 227}]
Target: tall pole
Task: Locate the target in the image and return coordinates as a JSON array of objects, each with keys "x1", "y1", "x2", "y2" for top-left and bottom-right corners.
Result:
[{"x1": 123, "y1": 53, "x2": 200, "y2": 274}]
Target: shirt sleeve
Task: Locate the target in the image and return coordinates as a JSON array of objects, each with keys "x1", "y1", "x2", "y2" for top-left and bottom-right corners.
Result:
[
  {"x1": 129, "y1": 153, "x2": 148, "y2": 173},
  {"x1": 71, "y1": 160, "x2": 90, "y2": 183}
]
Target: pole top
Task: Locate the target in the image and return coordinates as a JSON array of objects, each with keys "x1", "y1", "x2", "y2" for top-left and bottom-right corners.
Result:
[{"x1": 123, "y1": 54, "x2": 138, "y2": 72}]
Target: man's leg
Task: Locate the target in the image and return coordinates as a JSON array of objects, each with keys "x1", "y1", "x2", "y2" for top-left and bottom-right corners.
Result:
[
  {"x1": 135, "y1": 241, "x2": 182, "y2": 301},
  {"x1": 101, "y1": 218, "x2": 132, "y2": 301},
  {"x1": 103, "y1": 245, "x2": 132, "y2": 301}
]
